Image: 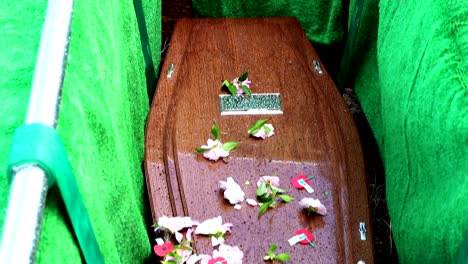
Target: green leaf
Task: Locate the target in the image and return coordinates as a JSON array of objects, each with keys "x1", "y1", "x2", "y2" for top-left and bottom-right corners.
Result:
[
  {"x1": 279, "y1": 194, "x2": 295, "y2": 203},
  {"x1": 195, "y1": 147, "x2": 211, "y2": 153},
  {"x1": 271, "y1": 185, "x2": 286, "y2": 194},
  {"x1": 248, "y1": 119, "x2": 268, "y2": 134},
  {"x1": 264, "y1": 124, "x2": 271, "y2": 134},
  {"x1": 258, "y1": 194, "x2": 273, "y2": 203},
  {"x1": 177, "y1": 245, "x2": 193, "y2": 251},
  {"x1": 256, "y1": 182, "x2": 267, "y2": 196},
  {"x1": 238, "y1": 71, "x2": 249, "y2": 81},
  {"x1": 259, "y1": 200, "x2": 273, "y2": 215},
  {"x1": 223, "y1": 80, "x2": 237, "y2": 96},
  {"x1": 221, "y1": 141, "x2": 239, "y2": 151},
  {"x1": 241, "y1": 85, "x2": 252, "y2": 98},
  {"x1": 211, "y1": 122, "x2": 220, "y2": 140},
  {"x1": 274, "y1": 253, "x2": 291, "y2": 262},
  {"x1": 268, "y1": 243, "x2": 277, "y2": 255}
]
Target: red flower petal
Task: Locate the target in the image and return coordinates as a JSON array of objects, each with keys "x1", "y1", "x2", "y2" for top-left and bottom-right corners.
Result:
[
  {"x1": 208, "y1": 257, "x2": 228, "y2": 264},
  {"x1": 153, "y1": 242, "x2": 174, "y2": 257},
  {"x1": 291, "y1": 175, "x2": 311, "y2": 190},
  {"x1": 294, "y1": 229, "x2": 315, "y2": 245}
]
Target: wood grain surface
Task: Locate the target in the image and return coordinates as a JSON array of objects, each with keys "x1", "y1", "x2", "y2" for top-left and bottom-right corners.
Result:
[{"x1": 145, "y1": 18, "x2": 374, "y2": 263}]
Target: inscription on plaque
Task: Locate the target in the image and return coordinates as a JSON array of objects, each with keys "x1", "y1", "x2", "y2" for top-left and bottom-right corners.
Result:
[{"x1": 219, "y1": 93, "x2": 283, "y2": 116}]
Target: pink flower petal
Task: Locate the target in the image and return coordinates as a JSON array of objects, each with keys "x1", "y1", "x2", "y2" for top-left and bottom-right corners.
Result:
[
  {"x1": 256, "y1": 176, "x2": 280, "y2": 187},
  {"x1": 252, "y1": 124, "x2": 275, "y2": 139},
  {"x1": 213, "y1": 244, "x2": 244, "y2": 264},
  {"x1": 299, "y1": 197, "x2": 327, "y2": 215}
]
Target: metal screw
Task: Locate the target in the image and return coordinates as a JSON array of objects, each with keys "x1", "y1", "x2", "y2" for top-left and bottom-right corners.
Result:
[
  {"x1": 313, "y1": 60, "x2": 323, "y2": 75},
  {"x1": 359, "y1": 222, "x2": 367, "y2": 240},
  {"x1": 167, "y1": 63, "x2": 175, "y2": 79}
]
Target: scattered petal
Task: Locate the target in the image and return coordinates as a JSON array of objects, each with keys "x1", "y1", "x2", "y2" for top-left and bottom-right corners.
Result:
[
  {"x1": 234, "y1": 204, "x2": 242, "y2": 210},
  {"x1": 153, "y1": 242, "x2": 174, "y2": 257},
  {"x1": 251, "y1": 124, "x2": 275, "y2": 139},
  {"x1": 155, "y1": 238, "x2": 164, "y2": 245},
  {"x1": 294, "y1": 229, "x2": 315, "y2": 245},
  {"x1": 186, "y1": 228, "x2": 194, "y2": 241},
  {"x1": 195, "y1": 216, "x2": 233, "y2": 237},
  {"x1": 256, "y1": 176, "x2": 280, "y2": 187},
  {"x1": 208, "y1": 257, "x2": 228, "y2": 264},
  {"x1": 219, "y1": 177, "x2": 245, "y2": 205},
  {"x1": 299, "y1": 197, "x2": 327, "y2": 215},
  {"x1": 175, "y1": 232, "x2": 184, "y2": 243},
  {"x1": 186, "y1": 254, "x2": 204, "y2": 264},
  {"x1": 357, "y1": 261, "x2": 366, "y2": 264},
  {"x1": 244, "y1": 180, "x2": 250, "y2": 185},
  {"x1": 211, "y1": 236, "x2": 225, "y2": 247},
  {"x1": 198, "y1": 254, "x2": 213, "y2": 264},
  {"x1": 246, "y1": 198, "x2": 258, "y2": 206},
  {"x1": 157, "y1": 216, "x2": 194, "y2": 234},
  {"x1": 200, "y1": 140, "x2": 230, "y2": 161},
  {"x1": 213, "y1": 244, "x2": 244, "y2": 264}
]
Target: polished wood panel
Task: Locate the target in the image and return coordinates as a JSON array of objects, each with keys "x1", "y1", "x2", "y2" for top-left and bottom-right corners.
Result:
[{"x1": 145, "y1": 18, "x2": 374, "y2": 263}]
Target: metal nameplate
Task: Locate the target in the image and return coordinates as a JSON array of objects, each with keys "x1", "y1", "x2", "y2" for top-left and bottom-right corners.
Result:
[{"x1": 219, "y1": 93, "x2": 283, "y2": 115}]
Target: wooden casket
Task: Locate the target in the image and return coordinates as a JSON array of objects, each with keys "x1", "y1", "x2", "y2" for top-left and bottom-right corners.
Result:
[{"x1": 145, "y1": 18, "x2": 374, "y2": 263}]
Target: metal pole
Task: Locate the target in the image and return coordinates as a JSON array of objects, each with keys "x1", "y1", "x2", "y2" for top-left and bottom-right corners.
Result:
[{"x1": 0, "y1": 0, "x2": 74, "y2": 263}]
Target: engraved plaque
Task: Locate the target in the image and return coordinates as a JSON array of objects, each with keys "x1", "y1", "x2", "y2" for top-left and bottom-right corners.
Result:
[{"x1": 219, "y1": 93, "x2": 283, "y2": 115}]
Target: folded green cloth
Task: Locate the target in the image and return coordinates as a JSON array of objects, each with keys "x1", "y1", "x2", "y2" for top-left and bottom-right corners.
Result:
[
  {"x1": 1, "y1": 0, "x2": 161, "y2": 262},
  {"x1": 352, "y1": 0, "x2": 468, "y2": 262},
  {"x1": 192, "y1": 0, "x2": 344, "y2": 44}
]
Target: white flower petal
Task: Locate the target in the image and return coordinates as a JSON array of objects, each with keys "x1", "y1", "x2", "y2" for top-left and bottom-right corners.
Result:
[
  {"x1": 219, "y1": 177, "x2": 245, "y2": 205},
  {"x1": 234, "y1": 204, "x2": 242, "y2": 210},
  {"x1": 175, "y1": 231, "x2": 184, "y2": 243},
  {"x1": 213, "y1": 244, "x2": 244, "y2": 264},
  {"x1": 186, "y1": 255, "x2": 203, "y2": 264},
  {"x1": 246, "y1": 198, "x2": 258, "y2": 206},
  {"x1": 211, "y1": 236, "x2": 224, "y2": 247},
  {"x1": 157, "y1": 216, "x2": 194, "y2": 233}
]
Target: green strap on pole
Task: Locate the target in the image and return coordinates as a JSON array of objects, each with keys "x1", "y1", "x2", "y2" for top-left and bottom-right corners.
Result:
[
  {"x1": 7, "y1": 123, "x2": 104, "y2": 264},
  {"x1": 133, "y1": 0, "x2": 157, "y2": 100}
]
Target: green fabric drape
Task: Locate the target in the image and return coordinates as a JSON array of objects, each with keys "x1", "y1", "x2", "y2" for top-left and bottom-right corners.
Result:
[
  {"x1": 351, "y1": 0, "x2": 468, "y2": 262},
  {"x1": 0, "y1": 0, "x2": 161, "y2": 262},
  {"x1": 192, "y1": 0, "x2": 344, "y2": 44}
]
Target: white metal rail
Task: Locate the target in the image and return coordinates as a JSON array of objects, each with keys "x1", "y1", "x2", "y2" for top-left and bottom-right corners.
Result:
[{"x1": 0, "y1": 0, "x2": 74, "y2": 263}]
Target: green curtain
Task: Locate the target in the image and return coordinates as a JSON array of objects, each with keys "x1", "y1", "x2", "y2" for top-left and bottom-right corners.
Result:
[
  {"x1": 0, "y1": 0, "x2": 161, "y2": 262},
  {"x1": 192, "y1": 0, "x2": 344, "y2": 44},
  {"x1": 351, "y1": 0, "x2": 468, "y2": 262}
]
